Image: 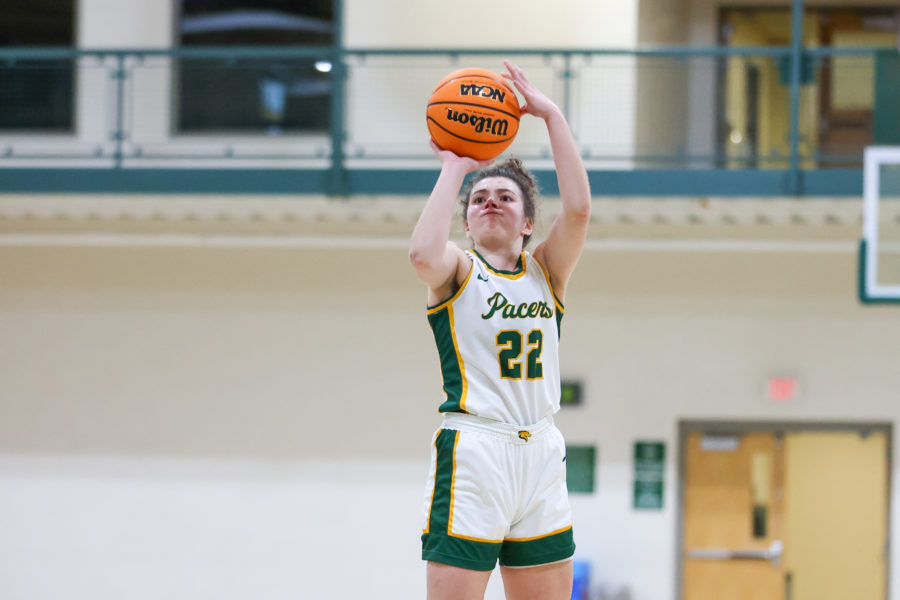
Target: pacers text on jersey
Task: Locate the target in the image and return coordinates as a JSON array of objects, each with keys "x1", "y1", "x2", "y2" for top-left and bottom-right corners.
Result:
[{"x1": 481, "y1": 292, "x2": 554, "y2": 320}]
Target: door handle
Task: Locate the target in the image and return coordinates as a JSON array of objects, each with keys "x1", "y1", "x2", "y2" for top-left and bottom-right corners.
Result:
[{"x1": 687, "y1": 540, "x2": 783, "y2": 566}]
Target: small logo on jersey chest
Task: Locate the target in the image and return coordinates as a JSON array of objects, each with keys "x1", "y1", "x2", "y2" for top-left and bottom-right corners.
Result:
[
  {"x1": 518, "y1": 431, "x2": 532, "y2": 442},
  {"x1": 477, "y1": 273, "x2": 489, "y2": 282}
]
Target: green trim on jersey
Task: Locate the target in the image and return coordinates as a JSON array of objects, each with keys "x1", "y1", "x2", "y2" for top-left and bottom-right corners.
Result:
[
  {"x1": 556, "y1": 306, "x2": 564, "y2": 337},
  {"x1": 531, "y1": 251, "x2": 565, "y2": 330},
  {"x1": 472, "y1": 249, "x2": 524, "y2": 276},
  {"x1": 427, "y1": 307, "x2": 466, "y2": 413},
  {"x1": 500, "y1": 526, "x2": 576, "y2": 567},
  {"x1": 426, "y1": 260, "x2": 475, "y2": 313},
  {"x1": 552, "y1": 293, "x2": 565, "y2": 313}
]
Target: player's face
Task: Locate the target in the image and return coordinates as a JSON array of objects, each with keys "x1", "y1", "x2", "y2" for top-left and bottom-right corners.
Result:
[{"x1": 466, "y1": 177, "x2": 533, "y2": 248}]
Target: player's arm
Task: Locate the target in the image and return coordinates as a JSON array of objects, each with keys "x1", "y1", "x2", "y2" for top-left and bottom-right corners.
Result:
[
  {"x1": 409, "y1": 141, "x2": 492, "y2": 303},
  {"x1": 503, "y1": 60, "x2": 591, "y2": 302}
]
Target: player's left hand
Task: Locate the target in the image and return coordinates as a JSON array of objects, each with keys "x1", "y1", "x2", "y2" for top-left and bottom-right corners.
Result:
[{"x1": 502, "y1": 60, "x2": 561, "y2": 121}]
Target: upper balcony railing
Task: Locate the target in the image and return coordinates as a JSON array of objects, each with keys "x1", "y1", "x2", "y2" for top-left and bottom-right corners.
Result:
[{"x1": 0, "y1": 45, "x2": 897, "y2": 195}]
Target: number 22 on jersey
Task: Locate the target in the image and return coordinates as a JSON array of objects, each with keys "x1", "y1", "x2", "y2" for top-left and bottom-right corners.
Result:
[{"x1": 496, "y1": 329, "x2": 543, "y2": 380}]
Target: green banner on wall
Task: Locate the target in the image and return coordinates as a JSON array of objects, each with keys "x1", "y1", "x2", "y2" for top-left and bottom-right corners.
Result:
[{"x1": 633, "y1": 441, "x2": 665, "y2": 510}]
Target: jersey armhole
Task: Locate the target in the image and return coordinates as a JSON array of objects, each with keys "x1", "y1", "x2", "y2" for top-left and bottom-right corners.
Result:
[
  {"x1": 426, "y1": 256, "x2": 475, "y2": 314},
  {"x1": 531, "y1": 253, "x2": 565, "y2": 314}
]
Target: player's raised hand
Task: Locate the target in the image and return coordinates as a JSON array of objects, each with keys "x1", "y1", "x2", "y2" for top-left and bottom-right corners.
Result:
[
  {"x1": 430, "y1": 139, "x2": 493, "y2": 173},
  {"x1": 502, "y1": 60, "x2": 561, "y2": 121}
]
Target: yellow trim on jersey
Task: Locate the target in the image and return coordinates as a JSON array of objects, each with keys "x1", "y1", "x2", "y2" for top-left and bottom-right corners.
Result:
[
  {"x1": 448, "y1": 304, "x2": 469, "y2": 411},
  {"x1": 426, "y1": 259, "x2": 475, "y2": 315},
  {"x1": 472, "y1": 249, "x2": 527, "y2": 280},
  {"x1": 504, "y1": 524, "x2": 573, "y2": 542},
  {"x1": 533, "y1": 255, "x2": 565, "y2": 314}
]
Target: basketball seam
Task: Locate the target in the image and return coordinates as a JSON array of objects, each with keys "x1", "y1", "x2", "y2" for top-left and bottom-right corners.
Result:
[
  {"x1": 426, "y1": 101, "x2": 521, "y2": 122},
  {"x1": 426, "y1": 117, "x2": 516, "y2": 145}
]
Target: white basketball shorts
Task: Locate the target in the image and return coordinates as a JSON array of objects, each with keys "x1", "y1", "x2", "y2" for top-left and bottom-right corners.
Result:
[{"x1": 420, "y1": 413, "x2": 575, "y2": 571}]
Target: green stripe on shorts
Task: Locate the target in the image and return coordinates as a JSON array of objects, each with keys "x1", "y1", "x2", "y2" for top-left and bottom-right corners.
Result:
[
  {"x1": 425, "y1": 429, "x2": 457, "y2": 536},
  {"x1": 422, "y1": 429, "x2": 501, "y2": 571},
  {"x1": 499, "y1": 526, "x2": 575, "y2": 568}
]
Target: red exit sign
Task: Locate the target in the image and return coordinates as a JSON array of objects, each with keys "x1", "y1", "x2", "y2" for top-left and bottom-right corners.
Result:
[{"x1": 767, "y1": 376, "x2": 800, "y2": 402}]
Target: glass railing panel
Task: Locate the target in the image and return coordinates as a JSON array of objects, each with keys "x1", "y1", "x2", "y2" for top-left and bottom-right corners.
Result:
[
  {"x1": 0, "y1": 53, "x2": 115, "y2": 166},
  {"x1": 0, "y1": 46, "x2": 885, "y2": 175},
  {"x1": 123, "y1": 51, "x2": 333, "y2": 167}
]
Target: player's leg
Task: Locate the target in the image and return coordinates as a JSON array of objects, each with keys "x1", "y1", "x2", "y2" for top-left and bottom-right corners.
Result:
[
  {"x1": 499, "y1": 422, "x2": 575, "y2": 599},
  {"x1": 421, "y1": 423, "x2": 509, "y2": 596},
  {"x1": 499, "y1": 560, "x2": 573, "y2": 600},
  {"x1": 427, "y1": 561, "x2": 493, "y2": 600}
]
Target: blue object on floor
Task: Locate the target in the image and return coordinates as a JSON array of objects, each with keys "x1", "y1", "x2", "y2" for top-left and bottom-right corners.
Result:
[{"x1": 571, "y1": 559, "x2": 591, "y2": 600}]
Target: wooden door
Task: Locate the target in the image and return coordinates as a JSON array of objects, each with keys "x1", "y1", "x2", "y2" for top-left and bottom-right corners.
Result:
[
  {"x1": 683, "y1": 432, "x2": 785, "y2": 600},
  {"x1": 783, "y1": 431, "x2": 888, "y2": 600},
  {"x1": 682, "y1": 428, "x2": 889, "y2": 600}
]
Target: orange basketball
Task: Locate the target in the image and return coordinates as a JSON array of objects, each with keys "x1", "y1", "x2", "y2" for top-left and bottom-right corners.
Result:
[{"x1": 426, "y1": 68, "x2": 521, "y2": 161}]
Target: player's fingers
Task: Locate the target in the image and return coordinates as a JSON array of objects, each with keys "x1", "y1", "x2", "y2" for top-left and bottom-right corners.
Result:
[{"x1": 505, "y1": 60, "x2": 529, "y2": 82}]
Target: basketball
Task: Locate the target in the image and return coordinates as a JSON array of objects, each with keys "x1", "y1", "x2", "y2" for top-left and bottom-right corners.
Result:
[{"x1": 426, "y1": 68, "x2": 521, "y2": 161}]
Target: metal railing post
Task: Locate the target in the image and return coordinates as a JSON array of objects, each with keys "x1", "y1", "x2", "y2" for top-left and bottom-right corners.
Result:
[
  {"x1": 328, "y1": 0, "x2": 347, "y2": 196},
  {"x1": 562, "y1": 52, "x2": 573, "y2": 120},
  {"x1": 787, "y1": 0, "x2": 804, "y2": 194},
  {"x1": 113, "y1": 53, "x2": 126, "y2": 169}
]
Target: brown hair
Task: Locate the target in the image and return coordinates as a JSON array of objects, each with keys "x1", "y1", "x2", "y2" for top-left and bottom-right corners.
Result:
[{"x1": 460, "y1": 157, "x2": 540, "y2": 248}]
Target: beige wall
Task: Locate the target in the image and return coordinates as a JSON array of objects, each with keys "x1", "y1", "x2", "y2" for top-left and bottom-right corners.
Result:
[
  {"x1": 344, "y1": 0, "x2": 638, "y2": 48},
  {"x1": 2, "y1": 239, "x2": 900, "y2": 599},
  {"x1": 638, "y1": 0, "x2": 690, "y2": 45}
]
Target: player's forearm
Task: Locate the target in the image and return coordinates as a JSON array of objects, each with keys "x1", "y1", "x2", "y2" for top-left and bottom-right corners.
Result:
[
  {"x1": 409, "y1": 162, "x2": 468, "y2": 269},
  {"x1": 545, "y1": 110, "x2": 591, "y2": 220}
]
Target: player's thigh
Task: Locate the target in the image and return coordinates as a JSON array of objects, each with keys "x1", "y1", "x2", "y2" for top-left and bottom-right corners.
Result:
[
  {"x1": 499, "y1": 559, "x2": 573, "y2": 600},
  {"x1": 427, "y1": 561, "x2": 493, "y2": 600}
]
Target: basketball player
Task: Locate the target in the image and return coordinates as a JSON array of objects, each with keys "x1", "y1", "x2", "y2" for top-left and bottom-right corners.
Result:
[{"x1": 409, "y1": 60, "x2": 591, "y2": 600}]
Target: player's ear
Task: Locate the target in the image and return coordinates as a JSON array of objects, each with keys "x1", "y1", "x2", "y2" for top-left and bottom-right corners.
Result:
[{"x1": 521, "y1": 218, "x2": 534, "y2": 236}]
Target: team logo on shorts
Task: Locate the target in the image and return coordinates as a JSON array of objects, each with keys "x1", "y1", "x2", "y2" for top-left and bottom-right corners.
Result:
[{"x1": 518, "y1": 431, "x2": 532, "y2": 442}]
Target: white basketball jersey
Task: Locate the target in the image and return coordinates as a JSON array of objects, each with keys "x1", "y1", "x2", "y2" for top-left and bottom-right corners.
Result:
[{"x1": 426, "y1": 250, "x2": 564, "y2": 426}]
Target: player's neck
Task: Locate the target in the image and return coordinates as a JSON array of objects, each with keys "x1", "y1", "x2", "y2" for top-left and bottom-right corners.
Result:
[{"x1": 473, "y1": 243, "x2": 523, "y2": 272}]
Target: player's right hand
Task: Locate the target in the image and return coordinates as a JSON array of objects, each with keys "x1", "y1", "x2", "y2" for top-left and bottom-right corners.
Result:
[{"x1": 430, "y1": 139, "x2": 493, "y2": 173}]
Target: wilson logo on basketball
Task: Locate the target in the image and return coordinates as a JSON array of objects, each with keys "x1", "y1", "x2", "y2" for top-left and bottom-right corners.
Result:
[
  {"x1": 459, "y1": 83, "x2": 507, "y2": 103},
  {"x1": 426, "y1": 67, "x2": 521, "y2": 160},
  {"x1": 445, "y1": 109, "x2": 509, "y2": 136}
]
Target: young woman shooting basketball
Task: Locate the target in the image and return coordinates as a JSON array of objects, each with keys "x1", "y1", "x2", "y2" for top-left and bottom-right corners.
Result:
[{"x1": 410, "y1": 60, "x2": 591, "y2": 600}]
